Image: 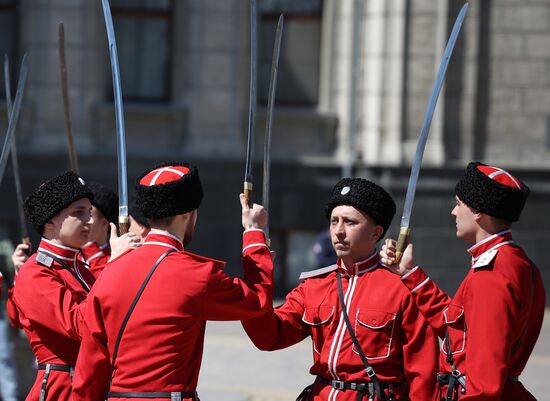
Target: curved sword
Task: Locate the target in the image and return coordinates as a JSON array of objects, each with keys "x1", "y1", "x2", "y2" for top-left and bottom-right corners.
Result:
[
  {"x1": 101, "y1": 0, "x2": 129, "y2": 233},
  {"x1": 263, "y1": 14, "x2": 284, "y2": 242},
  {"x1": 0, "y1": 54, "x2": 28, "y2": 190},
  {"x1": 4, "y1": 54, "x2": 29, "y2": 245},
  {"x1": 395, "y1": 3, "x2": 469, "y2": 262},
  {"x1": 244, "y1": 0, "x2": 257, "y2": 208},
  {"x1": 58, "y1": 22, "x2": 80, "y2": 175}
]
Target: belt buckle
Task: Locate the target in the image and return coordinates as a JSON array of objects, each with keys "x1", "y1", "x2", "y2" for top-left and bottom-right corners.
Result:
[
  {"x1": 332, "y1": 380, "x2": 346, "y2": 390},
  {"x1": 171, "y1": 392, "x2": 182, "y2": 401}
]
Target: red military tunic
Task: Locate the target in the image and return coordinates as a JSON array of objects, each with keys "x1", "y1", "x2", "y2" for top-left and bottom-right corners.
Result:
[
  {"x1": 242, "y1": 251, "x2": 439, "y2": 401},
  {"x1": 11, "y1": 238, "x2": 96, "y2": 401},
  {"x1": 80, "y1": 241, "x2": 110, "y2": 278},
  {"x1": 401, "y1": 229, "x2": 546, "y2": 401},
  {"x1": 72, "y1": 228, "x2": 273, "y2": 401}
]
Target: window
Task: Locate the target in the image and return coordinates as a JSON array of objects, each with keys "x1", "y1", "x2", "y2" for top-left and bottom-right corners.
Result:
[
  {"x1": 109, "y1": 0, "x2": 173, "y2": 101},
  {"x1": 0, "y1": 0, "x2": 17, "y2": 99},
  {"x1": 258, "y1": 0, "x2": 322, "y2": 106}
]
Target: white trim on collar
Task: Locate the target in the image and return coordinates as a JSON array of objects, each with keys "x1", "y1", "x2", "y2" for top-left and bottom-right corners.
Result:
[
  {"x1": 467, "y1": 229, "x2": 511, "y2": 254},
  {"x1": 37, "y1": 247, "x2": 74, "y2": 261},
  {"x1": 41, "y1": 237, "x2": 80, "y2": 253},
  {"x1": 142, "y1": 241, "x2": 180, "y2": 252},
  {"x1": 148, "y1": 229, "x2": 183, "y2": 246}
]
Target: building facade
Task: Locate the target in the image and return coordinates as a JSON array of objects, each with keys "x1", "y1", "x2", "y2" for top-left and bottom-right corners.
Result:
[{"x1": 0, "y1": 0, "x2": 549, "y2": 300}]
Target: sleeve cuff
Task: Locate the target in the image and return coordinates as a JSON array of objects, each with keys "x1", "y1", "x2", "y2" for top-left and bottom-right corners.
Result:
[
  {"x1": 401, "y1": 265, "x2": 430, "y2": 293},
  {"x1": 242, "y1": 230, "x2": 268, "y2": 254}
]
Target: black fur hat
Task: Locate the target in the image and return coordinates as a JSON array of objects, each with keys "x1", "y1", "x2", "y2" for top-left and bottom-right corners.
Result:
[
  {"x1": 325, "y1": 178, "x2": 396, "y2": 240},
  {"x1": 134, "y1": 161, "x2": 203, "y2": 219},
  {"x1": 24, "y1": 171, "x2": 94, "y2": 235},
  {"x1": 455, "y1": 161, "x2": 529, "y2": 222},
  {"x1": 129, "y1": 199, "x2": 150, "y2": 229},
  {"x1": 88, "y1": 181, "x2": 118, "y2": 225}
]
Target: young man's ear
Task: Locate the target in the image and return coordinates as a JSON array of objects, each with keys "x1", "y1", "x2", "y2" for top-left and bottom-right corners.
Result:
[
  {"x1": 472, "y1": 209, "x2": 483, "y2": 221},
  {"x1": 373, "y1": 225, "x2": 384, "y2": 241}
]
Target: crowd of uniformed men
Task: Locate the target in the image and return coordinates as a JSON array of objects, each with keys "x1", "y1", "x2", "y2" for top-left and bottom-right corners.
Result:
[{"x1": 0, "y1": 157, "x2": 544, "y2": 401}]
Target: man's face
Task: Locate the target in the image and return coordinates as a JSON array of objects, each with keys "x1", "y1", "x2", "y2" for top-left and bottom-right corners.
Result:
[
  {"x1": 87, "y1": 206, "x2": 110, "y2": 244},
  {"x1": 329, "y1": 205, "x2": 382, "y2": 264},
  {"x1": 451, "y1": 196, "x2": 478, "y2": 244},
  {"x1": 48, "y1": 198, "x2": 94, "y2": 249}
]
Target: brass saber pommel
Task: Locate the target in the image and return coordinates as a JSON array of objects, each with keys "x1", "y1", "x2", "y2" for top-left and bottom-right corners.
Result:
[{"x1": 394, "y1": 227, "x2": 411, "y2": 264}]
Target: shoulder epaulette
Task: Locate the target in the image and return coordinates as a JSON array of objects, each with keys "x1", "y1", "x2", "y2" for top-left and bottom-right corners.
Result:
[{"x1": 299, "y1": 264, "x2": 338, "y2": 280}]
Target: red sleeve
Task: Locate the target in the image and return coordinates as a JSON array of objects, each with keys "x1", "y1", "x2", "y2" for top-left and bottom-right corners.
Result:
[
  {"x1": 5, "y1": 285, "x2": 23, "y2": 329},
  {"x1": 399, "y1": 290, "x2": 440, "y2": 401},
  {"x1": 401, "y1": 266, "x2": 453, "y2": 338},
  {"x1": 460, "y1": 271, "x2": 514, "y2": 401},
  {"x1": 88, "y1": 257, "x2": 109, "y2": 280},
  {"x1": 195, "y1": 229, "x2": 274, "y2": 321},
  {"x1": 14, "y1": 266, "x2": 87, "y2": 340},
  {"x1": 72, "y1": 291, "x2": 111, "y2": 401},
  {"x1": 242, "y1": 282, "x2": 310, "y2": 351}
]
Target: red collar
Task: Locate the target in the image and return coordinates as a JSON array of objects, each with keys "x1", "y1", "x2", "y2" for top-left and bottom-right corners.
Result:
[
  {"x1": 143, "y1": 229, "x2": 184, "y2": 252},
  {"x1": 337, "y1": 250, "x2": 380, "y2": 276},
  {"x1": 467, "y1": 230, "x2": 513, "y2": 260},
  {"x1": 37, "y1": 238, "x2": 80, "y2": 262}
]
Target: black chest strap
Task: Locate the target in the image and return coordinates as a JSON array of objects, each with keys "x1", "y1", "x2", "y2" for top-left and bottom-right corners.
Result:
[
  {"x1": 336, "y1": 270, "x2": 389, "y2": 401},
  {"x1": 107, "y1": 250, "x2": 176, "y2": 396}
]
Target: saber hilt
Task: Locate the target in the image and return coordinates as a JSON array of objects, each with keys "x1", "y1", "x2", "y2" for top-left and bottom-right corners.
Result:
[
  {"x1": 118, "y1": 215, "x2": 129, "y2": 235},
  {"x1": 244, "y1": 181, "x2": 253, "y2": 209},
  {"x1": 394, "y1": 226, "x2": 411, "y2": 264}
]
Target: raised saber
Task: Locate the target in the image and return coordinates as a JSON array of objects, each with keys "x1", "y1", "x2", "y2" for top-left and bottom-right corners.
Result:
[
  {"x1": 0, "y1": 55, "x2": 28, "y2": 190},
  {"x1": 262, "y1": 14, "x2": 284, "y2": 243},
  {"x1": 4, "y1": 55, "x2": 29, "y2": 246},
  {"x1": 101, "y1": 0, "x2": 129, "y2": 234},
  {"x1": 244, "y1": 0, "x2": 257, "y2": 208},
  {"x1": 395, "y1": 3, "x2": 469, "y2": 262},
  {"x1": 58, "y1": 22, "x2": 80, "y2": 175}
]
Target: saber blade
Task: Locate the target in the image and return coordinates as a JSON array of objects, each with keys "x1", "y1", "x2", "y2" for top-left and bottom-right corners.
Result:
[
  {"x1": 244, "y1": 0, "x2": 257, "y2": 207},
  {"x1": 4, "y1": 55, "x2": 29, "y2": 243},
  {"x1": 0, "y1": 54, "x2": 28, "y2": 190},
  {"x1": 101, "y1": 0, "x2": 129, "y2": 233},
  {"x1": 58, "y1": 22, "x2": 80, "y2": 175},
  {"x1": 262, "y1": 14, "x2": 284, "y2": 240},
  {"x1": 395, "y1": 3, "x2": 469, "y2": 261}
]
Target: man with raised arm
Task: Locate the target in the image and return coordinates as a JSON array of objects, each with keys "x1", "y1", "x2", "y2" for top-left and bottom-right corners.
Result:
[
  {"x1": 72, "y1": 161, "x2": 273, "y2": 401},
  {"x1": 381, "y1": 162, "x2": 546, "y2": 401},
  {"x1": 243, "y1": 178, "x2": 438, "y2": 401}
]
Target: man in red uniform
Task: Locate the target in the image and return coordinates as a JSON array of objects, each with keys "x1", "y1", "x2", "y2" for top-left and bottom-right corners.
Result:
[
  {"x1": 381, "y1": 162, "x2": 546, "y2": 401},
  {"x1": 242, "y1": 178, "x2": 439, "y2": 401},
  {"x1": 80, "y1": 181, "x2": 119, "y2": 275},
  {"x1": 72, "y1": 161, "x2": 274, "y2": 401},
  {"x1": 11, "y1": 171, "x2": 97, "y2": 401}
]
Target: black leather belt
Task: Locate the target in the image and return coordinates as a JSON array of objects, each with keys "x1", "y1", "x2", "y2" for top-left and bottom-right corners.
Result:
[
  {"x1": 316, "y1": 376, "x2": 407, "y2": 401},
  {"x1": 108, "y1": 391, "x2": 197, "y2": 400},
  {"x1": 37, "y1": 364, "x2": 74, "y2": 401},
  {"x1": 37, "y1": 363, "x2": 73, "y2": 372},
  {"x1": 317, "y1": 376, "x2": 371, "y2": 393}
]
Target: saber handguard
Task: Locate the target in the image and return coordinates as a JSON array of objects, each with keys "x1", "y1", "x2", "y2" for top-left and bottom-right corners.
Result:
[
  {"x1": 394, "y1": 227, "x2": 411, "y2": 264},
  {"x1": 118, "y1": 216, "x2": 130, "y2": 235},
  {"x1": 244, "y1": 181, "x2": 253, "y2": 208}
]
